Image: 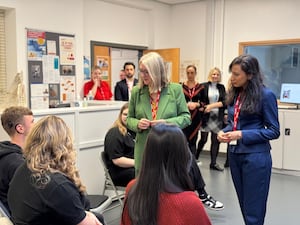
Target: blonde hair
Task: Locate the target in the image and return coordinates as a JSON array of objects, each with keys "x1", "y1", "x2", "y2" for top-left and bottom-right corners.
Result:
[
  {"x1": 138, "y1": 52, "x2": 169, "y2": 94},
  {"x1": 91, "y1": 65, "x2": 101, "y2": 73},
  {"x1": 112, "y1": 103, "x2": 128, "y2": 136},
  {"x1": 24, "y1": 115, "x2": 86, "y2": 193},
  {"x1": 207, "y1": 67, "x2": 222, "y2": 82}
]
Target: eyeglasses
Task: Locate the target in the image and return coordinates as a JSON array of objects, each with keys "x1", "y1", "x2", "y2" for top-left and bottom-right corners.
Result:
[{"x1": 139, "y1": 69, "x2": 149, "y2": 76}]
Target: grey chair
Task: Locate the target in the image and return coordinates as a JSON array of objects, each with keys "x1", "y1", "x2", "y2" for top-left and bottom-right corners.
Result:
[
  {"x1": 87, "y1": 194, "x2": 112, "y2": 214},
  {"x1": 100, "y1": 151, "x2": 125, "y2": 208}
]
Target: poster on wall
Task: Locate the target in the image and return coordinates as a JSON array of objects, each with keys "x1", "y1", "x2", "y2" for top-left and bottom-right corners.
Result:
[
  {"x1": 30, "y1": 83, "x2": 49, "y2": 109},
  {"x1": 47, "y1": 40, "x2": 57, "y2": 55},
  {"x1": 84, "y1": 56, "x2": 91, "y2": 80},
  {"x1": 59, "y1": 36, "x2": 76, "y2": 65},
  {"x1": 60, "y1": 76, "x2": 75, "y2": 102},
  {"x1": 26, "y1": 28, "x2": 76, "y2": 109},
  {"x1": 96, "y1": 55, "x2": 109, "y2": 81},
  {"x1": 42, "y1": 55, "x2": 60, "y2": 83},
  {"x1": 28, "y1": 61, "x2": 43, "y2": 83},
  {"x1": 27, "y1": 30, "x2": 46, "y2": 60}
]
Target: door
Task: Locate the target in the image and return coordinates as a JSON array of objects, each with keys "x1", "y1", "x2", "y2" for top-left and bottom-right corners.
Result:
[
  {"x1": 92, "y1": 45, "x2": 112, "y2": 88},
  {"x1": 143, "y1": 48, "x2": 180, "y2": 83}
]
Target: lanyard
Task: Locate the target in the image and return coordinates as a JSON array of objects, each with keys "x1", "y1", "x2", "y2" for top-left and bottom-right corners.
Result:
[
  {"x1": 188, "y1": 87, "x2": 195, "y2": 101},
  {"x1": 150, "y1": 91, "x2": 160, "y2": 120},
  {"x1": 233, "y1": 94, "x2": 242, "y2": 131}
]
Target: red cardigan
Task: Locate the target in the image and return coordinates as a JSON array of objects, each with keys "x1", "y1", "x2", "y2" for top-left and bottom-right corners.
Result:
[
  {"x1": 83, "y1": 80, "x2": 112, "y2": 100},
  {"x1": 121, "y1": 180, "x2": 212, "y2": 225}
]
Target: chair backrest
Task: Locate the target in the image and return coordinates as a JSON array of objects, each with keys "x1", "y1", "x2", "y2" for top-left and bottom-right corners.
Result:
[{"x1": 101, "y1": 151, "x2": 110, "y2": 169}]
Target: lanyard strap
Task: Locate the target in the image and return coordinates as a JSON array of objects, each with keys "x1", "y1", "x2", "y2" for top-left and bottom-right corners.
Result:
[
  {"x1": 188, "y1": 87, "x2": 195, "y2": 101},
  {"x1": 150, "y1": 91, "x2": 160, "y2": 120},
  {"x1": 233, "y1": 94, "x2": 242, "y2": 131}
]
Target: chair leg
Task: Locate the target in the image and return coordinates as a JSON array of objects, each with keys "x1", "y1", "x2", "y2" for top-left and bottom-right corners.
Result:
[{"x1": 109, "y1": 180, "x2": 124, "y2": 208}]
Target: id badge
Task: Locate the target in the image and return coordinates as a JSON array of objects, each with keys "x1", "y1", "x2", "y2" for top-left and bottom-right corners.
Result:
[{"x1": 229, "y1": 140, "x2": 237, "y2": 146}]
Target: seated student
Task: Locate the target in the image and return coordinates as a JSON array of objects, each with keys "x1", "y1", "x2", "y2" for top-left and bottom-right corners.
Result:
[
  {"x1": 8, "y1": 116, "x2": 104, "y2": 225},
  {"x1": 0, "y1": 106, "x2": 34, "y2": 213},
  {"x1": 121, "y1": 123, "x2": 212, "y2": 225},
  {"x1": 104, "y1": 103, "x2": 135, "y2": 186},
  {"x1": 83, "y1": 65, "x2": 113, "y2": 100}
]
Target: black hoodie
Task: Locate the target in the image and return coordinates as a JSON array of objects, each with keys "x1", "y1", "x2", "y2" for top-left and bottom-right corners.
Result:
[{"x1": 0, "y1": 141, "x2": 24, "y2": 212}]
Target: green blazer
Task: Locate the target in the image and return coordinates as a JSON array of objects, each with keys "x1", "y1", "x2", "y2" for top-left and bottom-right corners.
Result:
[{"x1": 127, "y1": 83, "x2": 191, "y2": 174}]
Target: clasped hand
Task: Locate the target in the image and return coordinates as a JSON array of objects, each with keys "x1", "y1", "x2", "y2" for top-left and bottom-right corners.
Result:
[
  {"x1": 138, "y1": 118, "x2": 166, "y2": 130},
  {"x1": 217, "y1": 130, "x2": 242, "y2": 143}
]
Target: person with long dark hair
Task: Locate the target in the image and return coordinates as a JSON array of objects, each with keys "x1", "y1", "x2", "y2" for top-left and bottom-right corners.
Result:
[
  {"x1": 121, "y1": 123, "x2": 211, "y2": 225},
  {"x1": 218, "y1": 54, "x2": 280, "y2": 225}
]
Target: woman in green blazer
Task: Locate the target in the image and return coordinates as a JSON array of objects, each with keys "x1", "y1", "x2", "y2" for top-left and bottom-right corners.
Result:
[
  {"x1": 126, "y1": 52, "x2": 224, "y2": 211},
  {"x1": 127, "y1": 52, "x2": 191, "y2": 174}
]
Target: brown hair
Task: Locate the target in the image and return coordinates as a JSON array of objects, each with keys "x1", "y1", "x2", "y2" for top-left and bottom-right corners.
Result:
[{"x1": 1, "y1": 106, "x2": 33, "y2": 136}]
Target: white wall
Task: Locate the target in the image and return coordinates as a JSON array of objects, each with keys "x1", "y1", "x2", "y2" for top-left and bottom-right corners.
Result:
[
  {"x1": 1, "y1": 0, "x2": 300, "y2": 95},
  {"x1": 222, "y1": 0, "x2": 300, "y2": 84},
  {"x1": 170, "y1": 1, "x2": 207, "y2": 81}
]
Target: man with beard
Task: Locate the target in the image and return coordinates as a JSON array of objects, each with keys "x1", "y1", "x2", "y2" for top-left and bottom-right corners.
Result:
[{"x1": 114, "y1": 62, "x2": 138, "y2": 101}]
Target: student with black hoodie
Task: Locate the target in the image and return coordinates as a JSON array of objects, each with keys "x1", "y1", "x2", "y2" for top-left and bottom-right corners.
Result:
[{"x1": 0, "y1": 106, "x2": 34, "y2": 212}]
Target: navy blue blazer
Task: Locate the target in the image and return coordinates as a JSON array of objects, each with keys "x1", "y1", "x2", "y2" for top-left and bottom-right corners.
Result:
[
  {"x1": 114, "y1": 78, "x2": 138, "y2": 101},
  {"x1": 223, "y1": 87, "x2": 280, "y2": 154}
]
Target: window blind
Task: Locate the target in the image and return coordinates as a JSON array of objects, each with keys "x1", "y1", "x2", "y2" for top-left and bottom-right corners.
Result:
[{"x1": 0, "y1": 10, "x2": 7, "y2": 109}]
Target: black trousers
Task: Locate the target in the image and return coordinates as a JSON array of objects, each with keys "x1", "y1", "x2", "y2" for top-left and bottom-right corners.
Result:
[
  {"x1": 196, "y1": 131, "x2": 220, "y2": 166},
  {"x1": 111, "y1": 167, "x2": 135, "y2": 187},
  {"x1": 188, "y1": 154, "x2": 205, "y2": 191}
]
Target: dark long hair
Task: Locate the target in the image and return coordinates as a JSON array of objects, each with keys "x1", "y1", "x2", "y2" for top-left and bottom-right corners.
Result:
[
  {"x1": 123, "y1": 124, "x2": 193, "y2": 225},
  {"x1": 227, "y1": 54, "x2": 264, "y2": 114}
]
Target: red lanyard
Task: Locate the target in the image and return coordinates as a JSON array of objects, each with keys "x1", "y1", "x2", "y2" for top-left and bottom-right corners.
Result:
[
  {"x1": 188, "y1": 87, "x2": 195, "y2": 101},
  {"x1": 150, "y1": 91, "x2": 160, "y2": 120},
  {"x1": 233, "y1": 94, "x2": 242, "y2": 131}
]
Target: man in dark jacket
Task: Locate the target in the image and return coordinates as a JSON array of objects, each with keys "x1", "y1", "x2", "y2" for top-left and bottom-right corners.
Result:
[
  {"x1": 114, "y1": 62, "x2": 138, "y2": 101},
  {"x1": 0, "y1": 106, "x2": 34, "y2": 212}
]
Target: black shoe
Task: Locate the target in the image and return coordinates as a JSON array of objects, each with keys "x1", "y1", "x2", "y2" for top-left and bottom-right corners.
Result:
[{"x1": 210, "y1": 164, "x2": 224, "y2": 171}]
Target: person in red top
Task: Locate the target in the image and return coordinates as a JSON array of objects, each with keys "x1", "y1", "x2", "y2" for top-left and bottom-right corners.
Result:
[
  {"x1": 121, "y1": 123, "x2": 212, "y2": 225},
  {"x1": 83, "y1": 65, "x2": 113, "y2": 100}
]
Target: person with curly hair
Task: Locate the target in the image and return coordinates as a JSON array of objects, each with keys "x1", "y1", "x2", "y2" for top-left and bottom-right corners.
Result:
[{"x1": 8, "y1": 115, "x2": 103, "y2": 225}]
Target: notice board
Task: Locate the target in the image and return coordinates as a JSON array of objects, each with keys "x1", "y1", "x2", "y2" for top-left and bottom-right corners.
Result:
[{"x1": 27, "y1": 28, "x2": 76, "y2": 109}]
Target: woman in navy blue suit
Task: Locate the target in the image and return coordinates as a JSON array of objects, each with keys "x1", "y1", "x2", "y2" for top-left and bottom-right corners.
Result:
[{"x1": 218, "y1": 55, "x2": 280, "y2": 225}]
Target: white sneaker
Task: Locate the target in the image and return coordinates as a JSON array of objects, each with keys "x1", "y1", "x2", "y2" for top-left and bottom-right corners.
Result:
[{"x1": 200, "y1": 195, "x2": 224, "y2": 211}]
